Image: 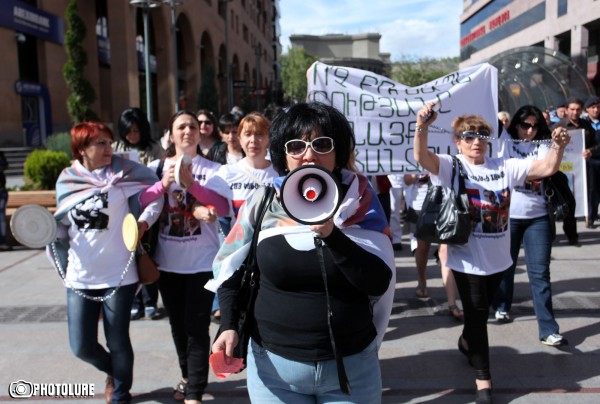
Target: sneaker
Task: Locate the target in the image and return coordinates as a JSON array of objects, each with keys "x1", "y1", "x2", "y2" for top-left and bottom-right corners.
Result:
[
  {"x1": 144, "y1": 306, "x2": 159, "y2": 320},
  {"x1": 130, "y1": 308, "x2": 143, "y2": 320},
  {"x1": 495, "y1": 310, "x2": 512, "y2": 323},
  {"x1": 541, "y1": 333, "x2": 566, "y2": 346}
]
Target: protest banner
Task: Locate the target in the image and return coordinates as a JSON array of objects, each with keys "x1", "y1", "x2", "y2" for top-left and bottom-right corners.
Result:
[
  {"x1": 562, "y1": 129, "x2": 586, "y2": 218},
  {"x1": 306, "y1": 61, "x2": 498, "y2": 174}
]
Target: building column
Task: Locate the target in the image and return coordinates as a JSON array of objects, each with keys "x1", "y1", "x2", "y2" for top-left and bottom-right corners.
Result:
[
  {"x1": 571, "y1": 25, "x2": 589, "y2": 75},
  {"x1": 545, "y1": 36, "x2": 559, "y2": 51}
]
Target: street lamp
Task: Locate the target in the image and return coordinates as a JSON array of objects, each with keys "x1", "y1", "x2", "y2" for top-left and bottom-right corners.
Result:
[
  {"x1": 163, "y1": 0, "x2": 183, "y2": 112},
  {"x1": 130, "y1": 0, "x2": 162, "y2": 123}
]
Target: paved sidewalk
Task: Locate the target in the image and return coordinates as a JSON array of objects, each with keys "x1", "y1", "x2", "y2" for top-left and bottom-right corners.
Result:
[{"x1": 0, "y1": 223, "x2": 599, "y2": 403}]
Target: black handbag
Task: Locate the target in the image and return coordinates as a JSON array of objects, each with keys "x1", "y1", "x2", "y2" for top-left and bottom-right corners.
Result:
[
  {"x1": 543, "y1": 171, "x2": 575, "y2": 221},
  {"x1": 415, "y1": 157, "x2": 471, "y2": 245},
  {"x1": 217, "y1": 185, "x2": 275, "y2": 365}
]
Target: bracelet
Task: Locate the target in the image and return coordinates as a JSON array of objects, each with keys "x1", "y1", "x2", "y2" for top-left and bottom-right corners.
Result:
[
  {"x1": 416, "y1": 126, "x2": 427, "y2": 133},
  {"x1": 550, "y1": 143, "x2": 564, "y2": 151}
]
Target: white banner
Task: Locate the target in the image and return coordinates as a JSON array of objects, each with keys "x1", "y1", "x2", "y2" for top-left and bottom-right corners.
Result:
[
  {"x1": 306, "y1": 61, "x2": 498, "y2": 174},
  {"x1": 562, "y1": 129, "x2": 587, "y2": 218}
]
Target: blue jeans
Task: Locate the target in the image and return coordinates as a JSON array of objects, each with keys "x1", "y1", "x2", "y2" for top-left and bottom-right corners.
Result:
[
  {"x1": 67, "y1": 283, "x2": 137, "y2": 403},
  {"x1": 494, "y1": 216, "x2": 559, "y2": 339},
  {"x1": 247, "y1": 338, "x2": 381, "y2": 403}
]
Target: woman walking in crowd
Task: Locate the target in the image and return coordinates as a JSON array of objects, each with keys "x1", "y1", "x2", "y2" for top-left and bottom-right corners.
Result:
[
  {"x1": 492, "y1": 105, "x2": 565, "y2": 346},
  {"x1": 209, "y1": 112, "x2": 278, "y2": 223},
  {"x1": 210, "y1": 102, "x2": 394, "y2": 403},
  {"x1": 112, "y1": 107, "x2": 164, "y2": 321},
  {"x1": 52, "y1": 122, "x2": 163, "y2": 404},
  {"x1": 414, "y1": 103, "x2": 570, "y2": 403},
  {"x1": 142, "y1": 110, "x2": 229, "y2": 403},
  {"x1": 196, "y1": 109, "x2": 221, "y2": 158}
]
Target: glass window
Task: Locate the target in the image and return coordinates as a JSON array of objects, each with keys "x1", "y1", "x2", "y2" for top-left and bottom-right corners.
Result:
[{"x1": 558, "y1": 0, "x2": 568, "y2": 16}]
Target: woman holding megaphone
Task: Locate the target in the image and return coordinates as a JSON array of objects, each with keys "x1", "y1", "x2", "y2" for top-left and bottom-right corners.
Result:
[{"x1": 209, "y1": 102, "x2": 395, "y2": 402}]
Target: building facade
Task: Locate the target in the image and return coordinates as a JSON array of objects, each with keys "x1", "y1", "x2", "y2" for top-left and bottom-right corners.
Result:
[
  {"x1": 290, "y1": 33, "x2": 391, "y2": 76},
  {"x1": 0, "y1": 0, "x2": 281, "y2": 147},
  {"x1": 460, "y1": 0, "x2": 600, "y2": 93}
]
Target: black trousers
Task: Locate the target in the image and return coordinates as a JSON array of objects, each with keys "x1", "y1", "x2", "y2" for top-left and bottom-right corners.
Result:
[
  {"x1": 158, "y1": 271, "x2": 214, "y2": 401},
  {"x1": 453, "y1": 270, "x2": 504, "y2": 381}
]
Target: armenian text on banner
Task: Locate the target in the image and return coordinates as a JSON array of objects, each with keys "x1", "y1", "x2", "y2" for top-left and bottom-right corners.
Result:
[{"x1": 306, "y1": 61, "x2": 498, "y2": 175}]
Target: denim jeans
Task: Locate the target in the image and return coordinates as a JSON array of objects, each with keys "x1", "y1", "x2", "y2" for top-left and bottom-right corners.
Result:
[
  {"x1": 453, "y1": 270, "x2": 504, "y2": 381},
  {"x1": 494, "y1": 216, "x2": 559, "y2": 339},
  {"x1": 67, "y1": 283, "x2": 137, "y2": 403},
  {"x1": 246, "y1": 338, "x2": 381, "y2": 403},
  {"x1": 158, "y1": 271, "x2": 214, "y2": 401}
]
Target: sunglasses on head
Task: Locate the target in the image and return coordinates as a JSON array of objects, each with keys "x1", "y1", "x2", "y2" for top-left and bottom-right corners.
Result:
[
  {"x1": 284, "y1": 136, "x2": 335, "y2": 156},
  {"x1": 460, "y1": 130, "x2": 491, "y2": 143}
]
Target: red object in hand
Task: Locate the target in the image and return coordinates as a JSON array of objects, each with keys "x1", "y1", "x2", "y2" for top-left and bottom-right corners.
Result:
[{"x1": 209, "y1": 350, "x2": 245, "y2": 378}]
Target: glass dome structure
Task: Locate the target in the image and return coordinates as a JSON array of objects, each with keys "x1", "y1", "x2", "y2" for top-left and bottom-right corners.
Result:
[{"x1": 489, "y1": 46, "x2": 594, "y2": 115}]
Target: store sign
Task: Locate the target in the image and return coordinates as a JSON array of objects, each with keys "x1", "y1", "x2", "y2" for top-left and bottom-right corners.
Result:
[
  {"x1": 461, "y1": 10, "x2": 510, "y2": 48},
  {"x1": 0, "y1": 0, "x2": 64, "y2": 44}
]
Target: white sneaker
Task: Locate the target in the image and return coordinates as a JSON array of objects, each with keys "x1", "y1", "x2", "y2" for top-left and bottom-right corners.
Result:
[
  {"x1": 541, "y1": 333, "x2": 565, "y2": 346},
  {"x1": 495, "y1": 310, "x2": 512, "y2": 323}
]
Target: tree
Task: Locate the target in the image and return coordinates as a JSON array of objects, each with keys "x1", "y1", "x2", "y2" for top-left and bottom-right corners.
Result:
[
  {"x1": 281, "y1": 47, "x2": 317, "y2": 103},
  {"x1": 63, "y1": 0, "x2": 98, "y2": 122},
  {"x1": 391, "y1": 56, "x2": 459, "y2": 87},
  {"x1": 197, "y1": 64, "x2": 219, "y2": 114}
]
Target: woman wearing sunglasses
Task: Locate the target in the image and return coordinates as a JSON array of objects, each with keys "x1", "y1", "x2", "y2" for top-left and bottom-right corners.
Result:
[
  {"x1": 196, "y1": 109, "x2": 221, "y2": 158},
  {"x1": 414, "y1": 104, "x2": 570, "y2": 404},
  {"x1": 210, "y1": 102, "x2": 394, "y2": 403},
  {"x1": 492, "y1": 105, "x2": 566, "y2": 346}
]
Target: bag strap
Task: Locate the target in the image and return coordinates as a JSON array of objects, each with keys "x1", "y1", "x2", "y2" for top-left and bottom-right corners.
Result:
[
  {"x1": 451, "y1": 156, "x2": 467, "y2": 195},
  {"x1": 245, "y1": 185, "x2": 275, "y2": 267}
]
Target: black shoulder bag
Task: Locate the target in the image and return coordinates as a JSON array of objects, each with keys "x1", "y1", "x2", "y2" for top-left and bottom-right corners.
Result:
[
  {"x1": 543, "y1": 171, "x2": 575, "y2": 240},
  {"x1": 217, "y1": 185, "x2": 275, "y2": 365},
  {"x1": 415, "y1": 156, "x2": 471, "y2": 245}
]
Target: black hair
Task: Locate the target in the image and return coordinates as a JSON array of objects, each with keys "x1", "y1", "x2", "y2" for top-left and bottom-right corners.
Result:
[
  {"x1": 218, "y1": 112, "x2": 241, "y2": 132},
  {"x1": 567, "y1": 97, "x2": 584, "y2": 108},
  {"x1": 269, "y1": 102, "x2": 355, "y2": 175},
  {"x1": 196, "y1": 109, "x2": 219, "y2": 141},
  {"x1": 165, "y1": 110, "x2": 202, "y2": 158},
  {"x1": 506, "y1": 105, "x2": 552, "y2": 141},
  {"x1": 117, "y1": 108, "x2": 153, "y2": 150}
]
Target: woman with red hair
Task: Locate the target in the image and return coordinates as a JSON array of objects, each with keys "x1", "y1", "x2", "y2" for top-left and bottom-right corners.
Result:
[{"x1": 53, "y1": 121, "x2": 163, "y2": 404}]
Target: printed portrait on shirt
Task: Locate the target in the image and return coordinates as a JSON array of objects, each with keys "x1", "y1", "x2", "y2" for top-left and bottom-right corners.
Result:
[
  {"x1": 465, "y1": 187, "x2": 510, "y2": 234},
  {"x1": 70, "y1": 192, "x2": 109, "y2": 231}
]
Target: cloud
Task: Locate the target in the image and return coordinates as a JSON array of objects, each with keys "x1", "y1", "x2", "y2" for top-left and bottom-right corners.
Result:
[{"x1": 278, "y1": 0, "x2": 461, "y2": 60}]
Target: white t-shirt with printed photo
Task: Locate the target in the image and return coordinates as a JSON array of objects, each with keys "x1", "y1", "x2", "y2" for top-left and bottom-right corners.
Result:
[
  {"x1": 431, "y1": 154, "x2": 531, "y2": 276},
  {"x1": 498, "y1": 133, "x2": 550, "y2": 219},
  {"x1": 207, "y1": 158, "x2": 278, "y2": 217},
  {"x1": 148, "y1": 155, "x2": 223, "y2": 274}
]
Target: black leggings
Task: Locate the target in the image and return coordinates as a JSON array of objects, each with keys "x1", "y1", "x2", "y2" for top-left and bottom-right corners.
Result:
[
  {"x1": 158, "y1": 271, "x2": 214, "y2": 401},
  {"x1": 452, "y1": 270, "x2": 504, "y2": 380}
]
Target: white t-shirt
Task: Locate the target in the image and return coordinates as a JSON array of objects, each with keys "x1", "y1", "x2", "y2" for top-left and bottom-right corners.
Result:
[
  {"x1": 148, "y1": 155, "x2": 222, "y2": 274},
  {"x1": 60, "y1": 167, "x2": 138, "y2": 289},
  {"x1": 431, "y1": 154, "x2": 531, "y2": 275},
  {"x1": 208, "y1": 158, "x2": 278, "y2": 217},
  {"x1": 498, "y1": 133, "x2": 550, "y2": 219}
]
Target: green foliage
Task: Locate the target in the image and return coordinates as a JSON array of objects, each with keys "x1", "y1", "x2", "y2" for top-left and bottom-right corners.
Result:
[
  {"x1": 63, "y1": 0, "x2": 98, "y2": 122},
  {"x1": 24, "y1": 150, "x2": 71, "y2": 190},
  {"x1": 391, "y1": 56, "x2": 459, "y2": 87},
  {"x1": 45, "y1": 132, "x2": 72, "y2": 159},
  {"x1": 281, "y1": 47, "x2": 317, "y2": 104},
  {"x1": 197, "y1": 64, "x2": 220, "y2": 115}
]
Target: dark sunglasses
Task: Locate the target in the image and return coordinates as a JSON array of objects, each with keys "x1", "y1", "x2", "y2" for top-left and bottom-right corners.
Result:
[
  {"x1": 198, "y1": 120, "x2": 213, "y2": 125},
  {"x1": 519, "y1": 122, "x2": 539, "y2": 130},
  {"x1": 460, "y1": 130, "x2": 491, "y2": 143},
  {"x1": 284, "y1": 136, "x2": 335, "y2": 156}
]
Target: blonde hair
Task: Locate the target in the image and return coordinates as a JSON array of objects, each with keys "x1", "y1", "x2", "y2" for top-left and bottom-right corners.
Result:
[{"x1": 451, "y1": 115, "x2": 493, "y2": 140}]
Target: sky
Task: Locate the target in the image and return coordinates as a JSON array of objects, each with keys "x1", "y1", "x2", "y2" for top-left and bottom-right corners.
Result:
[{"x1": 278, "y1": 0, "x2": 463, "y2": 61}]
